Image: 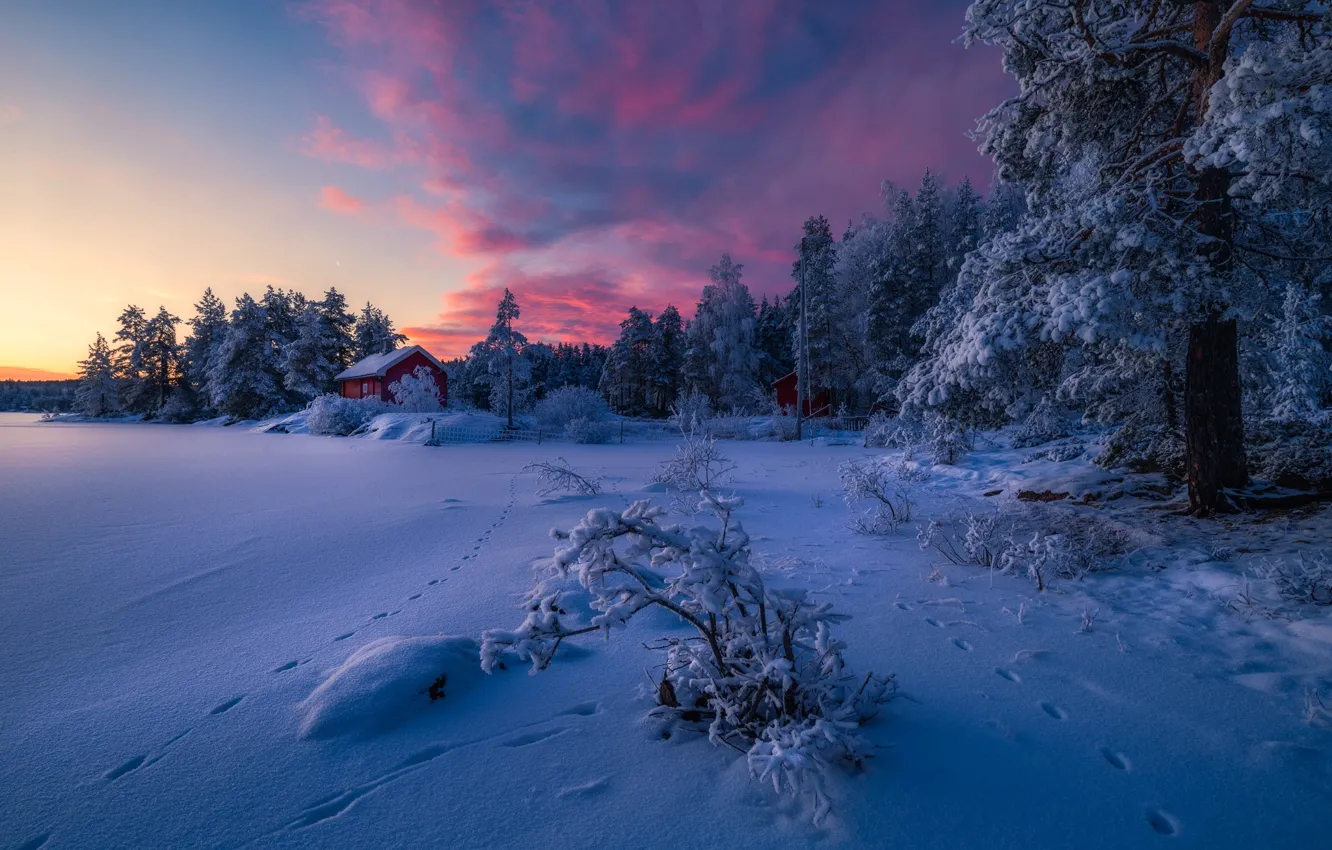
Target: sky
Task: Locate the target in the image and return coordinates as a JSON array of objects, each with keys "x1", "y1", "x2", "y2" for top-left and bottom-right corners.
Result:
[{"x1": 0, "y1": 0, "x2": 1009, "y2": 379}]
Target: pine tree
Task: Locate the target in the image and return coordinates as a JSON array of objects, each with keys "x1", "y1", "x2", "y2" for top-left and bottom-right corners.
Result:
[
  {"x1": 484, "y1": 289, "x2": 529, "y2": 428},
  {"x1": 76, "y1": 333, "x2": 118, "y2": 417},
  {"x1": 183, "y1": 288, "x2": 228, "y2": 410},
  {"x1": 686, "y1": 253, "x2": 761, "y2": 412},
  {"x1": 353, "y1": 303, "x2": 407, "y2": 359},
  {"x1": 789, "y1": 216, "x2": 837, "y2": 405},
  {"x1": 1269, "y1": 284, "x2": 1331, "y2": 424},
  {"x1": 649, "y1": 305, "x2": 685, "y2": 416},
  {"x1": 318, "y1": 288, "x2": 357, "y2": 370},
  {"x1": 599, "y1": 307, "x2": 655, "y2": 415},
  {"x1": 926, "y1": 1, "x2": 1330, "y2": 513},
  {"x1": 208, "y1": 294, "x2": 283, "y2": 419},
  {"x1": 141, "y1": 307, "x2": 181, "y2": 414},
  {"x1": 113, "y1": 305, "x2": 150, "y2": 413},
  {"x1": 281, "y1": 304, "x2": 343, "y2": 399}
]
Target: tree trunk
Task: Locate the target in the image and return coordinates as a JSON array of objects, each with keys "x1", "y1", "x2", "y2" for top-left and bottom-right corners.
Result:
[
  {"x1": 506, "y1": 357, "x2": 514, "y2": 429},
  {"x1": 1185, "y1": 315, "x2": 1247, "y2": 514},
  {"x1": 1183, "y1": 5, "x2": 1247, "y2": 515}
]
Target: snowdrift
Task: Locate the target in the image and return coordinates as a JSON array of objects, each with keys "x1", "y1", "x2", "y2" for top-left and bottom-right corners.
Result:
[{"x1": 298, "y1": 635, "x2": 482, "y2": 740}]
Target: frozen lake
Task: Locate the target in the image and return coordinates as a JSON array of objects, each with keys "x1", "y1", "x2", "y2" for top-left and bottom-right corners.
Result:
[{"x1": 2, "y1": 413, "x2": 1328, "y2": 849}]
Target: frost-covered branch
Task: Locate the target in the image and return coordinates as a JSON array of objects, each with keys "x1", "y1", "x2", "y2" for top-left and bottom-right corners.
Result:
[{"x1": 522, "y1": 458, "x2": 603, "y2": 497}]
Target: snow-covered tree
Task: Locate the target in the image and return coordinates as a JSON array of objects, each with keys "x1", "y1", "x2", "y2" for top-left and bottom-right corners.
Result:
[
  {"x1": 389, "y1": 364, "x2": 443, "y2": 412},
  {"x1": 140, "y1": 307, "x2": 180, "y2": 414},
  {"x1": 685, "y1": 254, "x2": 762, "y2": 412},
  {"x1": 113, "y1": 304, "x2": 150, "y2": 413},
  {"x1": 483, "y1": 289, "x2": 529, "y2": 428},
  {"x1": 1268, "y1": 284, "x2": 1331, "y2": 424},
  {"x1": 352, "y1": 302, "x2": 407, "y2": 360},
  {"x1": 789, "y1": 217, "x2": 838, "y2": 402},
  {"x1": 911, "y1": 0, "x2": 1331, "y2": 513},
  {"x1": 281, "y1": 304, "x2": 344, "y2": 399},
  {"x1": 75, "y1": 333, "x2": 118, "y2": 417},
  {"x1": 648, "y1": 305, "x2": 685, "y2": 416},
  {"x1": 600, "y1": 306, "x2": 656, "y2": 415},
  {"x1": 208, "y1": 294, "x2": 283, "y2": 419},
  {"x1": 183, "y1": 288, "x2": 228, "y2": 410},
  {"x1": 317, "y1": 287, "x2": 357, "y2": 371}
]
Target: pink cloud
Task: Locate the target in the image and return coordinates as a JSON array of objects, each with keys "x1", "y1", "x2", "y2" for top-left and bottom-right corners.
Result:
[
  {"x1": 320, "y1": 185, "x2": 368, "y2": 213},
  {"x1": 298, "y1": 1, "x2": 1012, "y2": 344}
]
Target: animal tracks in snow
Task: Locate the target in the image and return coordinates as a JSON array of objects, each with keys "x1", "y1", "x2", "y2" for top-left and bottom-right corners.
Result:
[
  {"x1": 1038, "y1": 701, "x2": 1068, "y2": 720},
  {"x1": 500, "y1": 728, "x2": 567, "y2": 748},
  {"x1": 951, "y1": 638, "x2": 973, "y2": 651},
  {"x1": 1099, "y1": 747, "x2": 1131, "y2": 771},
  {"x1": 1144, "y1": 807, "x2": 1180, "y2": 836},
  {"x1": 994, "y1": 667, "x2": 1021, "y2": 684},
  {"x1": 210, "y1": 695, "x2": 245, "y2": 715}
]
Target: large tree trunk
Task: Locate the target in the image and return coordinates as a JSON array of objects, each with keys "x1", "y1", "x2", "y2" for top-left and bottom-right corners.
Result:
[
  {"x1": 1185, "y1": 314, "x2": 1247, "y2": 514},
  {"x1": 1184, "y1": 4, "x2": 1247, "y2": 515}
]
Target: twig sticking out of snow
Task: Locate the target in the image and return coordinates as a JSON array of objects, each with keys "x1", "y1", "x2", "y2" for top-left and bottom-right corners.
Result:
[
  {"x1": 840, "y1": 457, "x2": 925, "y2": 534},
  {"x1": 480, "y1": 491, "x2": 895, "y2": 823},
  {"x1": 522, "y1": 458, "x2": 602, "y2": 497}
]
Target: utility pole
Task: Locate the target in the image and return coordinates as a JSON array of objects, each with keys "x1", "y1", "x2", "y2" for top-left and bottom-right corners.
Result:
[{"x1": 796, "y1": 236, "x2": 810, "y2": 441}]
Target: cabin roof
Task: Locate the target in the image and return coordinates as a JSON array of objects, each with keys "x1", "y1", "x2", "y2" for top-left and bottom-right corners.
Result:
[{"x1": 335, "y1": 345, "x2": 445, "y2": 381}]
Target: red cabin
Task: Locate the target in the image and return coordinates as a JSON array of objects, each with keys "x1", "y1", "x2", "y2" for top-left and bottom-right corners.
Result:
[
  {"x1": 771, "y1": 371, "x2": 830, "y2": 417},
  {"x1": 336, "y1": 345, "x2": 448, "y2": 405}
]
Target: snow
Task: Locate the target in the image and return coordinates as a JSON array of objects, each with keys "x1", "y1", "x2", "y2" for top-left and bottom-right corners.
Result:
[{"x1": 3, "y1": 411, "x2": 1331, "y2": 848}]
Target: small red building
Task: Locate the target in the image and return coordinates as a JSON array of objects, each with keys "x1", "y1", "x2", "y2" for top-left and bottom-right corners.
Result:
[
  {"x1": 336, "y1": 345, "x2": 448, "y2": 405},
  {"x1": 771, "y1": 371, "x2": 830, "y2": 417}
]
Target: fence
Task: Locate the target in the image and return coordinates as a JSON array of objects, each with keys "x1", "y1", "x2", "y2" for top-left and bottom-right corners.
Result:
[{"x1": 425, "y1": 422, "x2": 547, "y2": 445}]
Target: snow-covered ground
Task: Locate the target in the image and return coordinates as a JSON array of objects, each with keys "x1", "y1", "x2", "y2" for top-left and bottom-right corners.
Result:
[{"x1": 2, "y1": 412, "x2": 1330, "y2": 849}]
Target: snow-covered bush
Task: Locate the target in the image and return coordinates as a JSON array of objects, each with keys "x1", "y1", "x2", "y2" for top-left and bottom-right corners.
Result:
[
  {"x1": 523, "y1": 458, "x2": 602, "y2": 497},
  {"x1": 1245, "y1": 418, "x2": 1332, "y2": 490},
  {"x1": 669, "y1": 391, "x2": 713, "y2": 431},
  {"x1": 534, "y1": 386, "x2": 609, "y2": 429},
  {"x1": 918, "y1": 508, "x2": 1009, "y2": 569},
  {"x1": 924, "y1": 413, "x2": 969, "y2": 465},
  {"x1": 389, "y1": 365, "x2": 442, "y2": 412},
  {"x1": 1259, "y1": 553, "x2": 1332, "y2": 606},
  {"x1": 651, "y1": 428, "x2": 736, "y2": 495},
  {"x1": 1095, "y1": 421, "x2": 1186, "y2": 479},
  {"x1": 771, "y1": 414, "x2": 799, "y2": 441},
  {"x1": 306, "y1": 394, "x2": 388, "y2": 436},
  {"x1": 564, "y1": 416, "x2": 612, "y2": 444},
  {"x1": 863, "y1": 412, "x2": 919, "y2": 450},
  {"x1": 1011, "y1": 397, "x2": 1071, "y2": 449},
  {"x1": 480, "y1": 493, "x2": 895, "y2": 821},
  {"x1": 920, "y1": 501, "x2": 1130, "y2": 589},
  {"x1": 840, "y1": 456, "x2": 927, "y2": 534}
]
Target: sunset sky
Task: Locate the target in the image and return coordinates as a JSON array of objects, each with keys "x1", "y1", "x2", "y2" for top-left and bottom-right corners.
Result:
[{"x1": 0, "y1": 0, "x2": 1008, "y2": 379}]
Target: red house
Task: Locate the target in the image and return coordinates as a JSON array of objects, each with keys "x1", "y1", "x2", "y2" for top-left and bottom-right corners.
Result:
[
  {"x1": 336, "y1": 345, "x2": 448, "y2": 405},
  {"x1": 771, "y1": 371, "x2": 830, "y2": 417}
]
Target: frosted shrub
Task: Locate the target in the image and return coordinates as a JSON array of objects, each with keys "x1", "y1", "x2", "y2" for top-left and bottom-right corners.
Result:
[
  {"x1": 920, "y1": 501, "x2": 1130, "y2": 589},
  {"x1": 564, "y1": 416, "x2": 612, "y2": 444},
  {"x1": 925, "y1": 413, "x2": 969, "y2": 465},
  {"x1": 918, "y1": 508, "x2": 1009, "y2": 569},
  {"x1": 863, "y1": 412, "x2": 920, "y2": 450},
  {"x1": 480, "y1": 493, "x2": 895, "y2": 822},
  {"x1": 389, "y1": 366, "x2": 442, "y2": 412},
  {"x1": 306, "y1": 394, "x2": 387, "y2": 436},
  {"x1": 1011, "y1": 397, "x2": 1071, "y2": 449},
  {"x1": 840, "y1": 456, "x2": 927, "y2": 534},
  {"x1": 1259, "y1": 553, "x2": 1332, "y2": 606},
  {"x1": 534, "y1": 386, "x2": 609, "y2": 429},
  {"x1": 1245, "y1": 419, "x2": 1332, "y2": 491},
  {"x1": 669, "y1": 391, "x2": 713, "y2": 431},
  {"x1": 652, "y1": 428, "x2": 736, "y2": 494}
]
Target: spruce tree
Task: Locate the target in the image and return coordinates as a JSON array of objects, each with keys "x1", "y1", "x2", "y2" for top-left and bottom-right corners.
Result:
[{"x1": 76, "y1": 333, "x2": 118, "y2": 417}]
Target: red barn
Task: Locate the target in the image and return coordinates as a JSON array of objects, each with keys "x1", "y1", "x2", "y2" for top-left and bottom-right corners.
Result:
[
  {"x1": 336, "y1": 345, "x2": 448, "y2": 405},
  {"x1": 771, "y1": 371, "x2": 830, "y2": 417}
]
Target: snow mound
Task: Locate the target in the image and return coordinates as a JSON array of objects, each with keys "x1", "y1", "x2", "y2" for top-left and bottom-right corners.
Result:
[{"x1": 298, "y1": 635, "x2": 482, "y2": 740}]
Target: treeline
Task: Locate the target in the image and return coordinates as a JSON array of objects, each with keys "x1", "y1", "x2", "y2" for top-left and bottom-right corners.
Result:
[
  {"x1": 447, "y1": 171, "x2": 1014, "y2": 421},
  {"x1": 0, "y1": 380, "x2": 77, "y2": 412},
  {"x1": 75, "y1": 286, "x2": 406, "y2": 420}
]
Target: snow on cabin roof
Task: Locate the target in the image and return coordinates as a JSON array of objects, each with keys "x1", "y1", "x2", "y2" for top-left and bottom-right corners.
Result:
[{"x1": 334, "y1": 345, "x2": 445, "y2": 381}]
